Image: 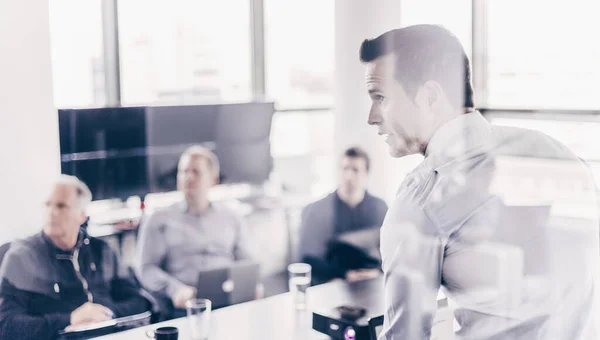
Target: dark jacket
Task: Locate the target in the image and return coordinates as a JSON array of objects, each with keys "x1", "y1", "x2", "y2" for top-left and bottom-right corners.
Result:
[
  {"x1": 298, "y1": 191, "x2": 388, "y2": 283},
  {"x1": 0, "y1": 230, "x2": 151, "y2": 340}
]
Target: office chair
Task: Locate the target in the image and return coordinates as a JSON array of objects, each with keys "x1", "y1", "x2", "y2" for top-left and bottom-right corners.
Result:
[
  {"x1": 126, "y1": 266, "x2": 169, "y2": 323},
  {"x1": 0, "y1": 242, "x2": 11, "y2": 269}
]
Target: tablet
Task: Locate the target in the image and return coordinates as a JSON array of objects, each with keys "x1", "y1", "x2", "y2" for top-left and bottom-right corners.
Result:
[{"x1": 58, "y1": 311, "x2": 151, "y2": 339}]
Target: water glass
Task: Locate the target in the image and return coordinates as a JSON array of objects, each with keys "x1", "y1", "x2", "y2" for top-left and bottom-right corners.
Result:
[
  {"x1": 186, "y1": 298, "x2": 211, "y2": 340},
  {"x1": 288, "y1": 263, "x2": 312, "y2": 309}
]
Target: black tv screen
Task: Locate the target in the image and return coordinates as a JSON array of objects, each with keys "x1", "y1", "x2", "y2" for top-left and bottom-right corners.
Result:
[{"x1": 59, "y1": 103, "x2": 274, "y2": 201}]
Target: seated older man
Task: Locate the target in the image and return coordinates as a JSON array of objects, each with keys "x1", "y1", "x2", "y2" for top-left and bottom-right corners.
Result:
[
  {"x1": 0, "y1": 175, "x2": 151, "y2": 340},
  {"x1": 137, "y1": 146, "x2": 254, "y2": 316}
]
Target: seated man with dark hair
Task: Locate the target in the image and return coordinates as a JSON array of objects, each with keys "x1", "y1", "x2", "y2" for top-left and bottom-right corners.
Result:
[
  {"x1": 0, "y1": 175, "x2": 151, "y2": 340},
  {"x1": 298, "y1": 147, "x2": 388, "y2": 284}
]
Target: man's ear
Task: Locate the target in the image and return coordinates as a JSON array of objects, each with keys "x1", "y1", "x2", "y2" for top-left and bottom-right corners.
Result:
[{"x1": 415, "y1": 80, "x2": 443, "y2": 109}]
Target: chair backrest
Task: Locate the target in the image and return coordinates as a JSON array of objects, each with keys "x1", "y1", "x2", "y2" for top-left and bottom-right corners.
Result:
[{"x1": 0, "y1": 242, "x2": 11, "y2": 269}]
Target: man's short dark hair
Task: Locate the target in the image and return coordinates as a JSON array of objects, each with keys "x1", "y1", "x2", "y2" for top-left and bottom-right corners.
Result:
[
  {"x1": 343, "y1": 147, "x2": 370, "y2": 172},
  {"x1": 359, "y1": 24, "x2": 474, "y2": 109}
]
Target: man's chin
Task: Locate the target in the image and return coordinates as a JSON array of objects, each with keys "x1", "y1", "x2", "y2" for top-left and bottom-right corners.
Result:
[
  {"x1": 184, "y1": 191, "x2": 208, "y2": 201},
  {"x1": 43, "y1": 227, "x2": 64, "y2": 238},
  {"x1": 387, "y1": 145, "x2": 410, "y2": 158},
  {"x1": 339, "y1": 187, "x2": 358, "y2": 198},
  {"x1": 183, "y1": 189, "x2": 201, "y2": 198}
]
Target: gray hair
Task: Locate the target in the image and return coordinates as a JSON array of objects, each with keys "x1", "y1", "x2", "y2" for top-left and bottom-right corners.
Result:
[
  {"x1": 179, "y1": 145, "x2": 220, "y2": 177},
  {"x1": 55, "y1": 175, "x2": 93, "y2": 209}
]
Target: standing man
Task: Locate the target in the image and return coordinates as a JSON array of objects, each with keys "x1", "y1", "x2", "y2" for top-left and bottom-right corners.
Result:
[
  {"x1": 360, "y1": 25, "x2": 598, "y2": 339},
  {"x1": 299, "y1": 147, "x2": 388, "y2": 284}
]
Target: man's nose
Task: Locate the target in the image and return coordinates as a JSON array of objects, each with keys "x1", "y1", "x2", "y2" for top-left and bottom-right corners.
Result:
[
  {"x1": 48, "y1": 206, "x2": 58, "y2": 217},
  {"x1": 367, "y1": 104, "x2": 381, "y2": 126}
]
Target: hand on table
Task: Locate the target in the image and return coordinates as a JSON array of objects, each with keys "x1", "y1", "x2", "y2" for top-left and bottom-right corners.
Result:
[
  {"x1": 172, "y1": 285, "x2": 197, "y2": 309},
  {"x1": 67, "y1": 302, "x2": 114, "y2": 330}
]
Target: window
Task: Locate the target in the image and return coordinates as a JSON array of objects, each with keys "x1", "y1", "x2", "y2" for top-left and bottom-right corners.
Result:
[
  {"x1": 400, "y1": 0, "x2": 473, "y2": 57},
  {"x1": 271, "y1": 110, "x2": 335, "y2": 196},
  {"x1": 486, "y1": 0, "x2": 600, "y2": 109},
  {"x1": 118, "y1": 0, "x2": 252, "y2": 105},
  {"x1": 487, "y1": 113, "x2": 600, "y2": 184},
  {"x1": 49, "y1": 0, "x2": 105, "y2": 108},
  {"x1": 264, "y1": 0, "x2": 334, "y2": 109}
]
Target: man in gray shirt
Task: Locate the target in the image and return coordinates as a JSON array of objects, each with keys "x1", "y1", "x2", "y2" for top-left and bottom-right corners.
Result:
[
  {"x1": 137, "y1": 146, "x2": 253, "y2": 313},
  {"x1": 360, "y1": 25, "x2": 599, "y2": 339}
]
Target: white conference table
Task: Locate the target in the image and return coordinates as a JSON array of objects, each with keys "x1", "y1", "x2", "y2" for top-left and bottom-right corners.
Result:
[
  {"x1": 96, "y1": 277, "x2": 384, "y2": 340},
  {"x1": 95, "y1": 276, "x2": 454, "y2": 340}
]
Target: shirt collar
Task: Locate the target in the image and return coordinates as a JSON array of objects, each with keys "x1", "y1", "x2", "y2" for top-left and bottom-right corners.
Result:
[
  {"x1": 423, "y1": 110, "x2": 491, "y2": 169},
  {"x1": 334, "y1": 190, "x2": 369, "y2": 209},
  {"x1": 41, "y1": 228, "x2": 86, "y2": 256},
  {"x1": 180, "y1": 200, "x2": 213, "y2": 216}
]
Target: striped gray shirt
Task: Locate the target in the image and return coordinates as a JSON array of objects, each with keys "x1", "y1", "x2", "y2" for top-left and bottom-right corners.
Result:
[{"x1": 137, "y1": 201, "x2": 252, "y2": 298}]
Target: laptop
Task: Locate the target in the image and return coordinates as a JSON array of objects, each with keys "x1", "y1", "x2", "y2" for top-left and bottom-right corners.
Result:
[{"x1": 195, "y1": 260, "x2": 260, "y2": 308}]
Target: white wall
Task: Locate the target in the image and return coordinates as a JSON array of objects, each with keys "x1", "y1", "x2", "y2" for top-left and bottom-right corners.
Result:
[
  {"x1": 0, "y1": 1, "x2": 60, "y2": 245},
  {"x1": 334, "y1": 0, "x2": 422, "y2": 203}
]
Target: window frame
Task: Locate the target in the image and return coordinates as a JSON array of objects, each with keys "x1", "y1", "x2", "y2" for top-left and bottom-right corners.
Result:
[
  {"x1": 472, "y1": 0, "x2": 600, "y2": 113},
  {"x1": 93, "y1": 0, "x2": 598, "y2": 116}
]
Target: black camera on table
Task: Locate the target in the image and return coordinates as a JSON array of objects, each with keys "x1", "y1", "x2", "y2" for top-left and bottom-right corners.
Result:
[{"x1": 313, "y1": 305, "x2": 382, "y2": 340}]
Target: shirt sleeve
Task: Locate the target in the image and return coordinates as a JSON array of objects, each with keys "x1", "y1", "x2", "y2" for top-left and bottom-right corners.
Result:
[
  {"x1": 298, "y1": 203, "x2": 332, "y2": 261},
  {"x1": 375, "y1": 199, "x2": 389, "y2": 226},
  {"x1": 379, "y1": 201, "x2": 445, "y2": 340},
  {"x1": 136, "y1": 213, "x2": 186, "y2": 299},
  {"x1": 298, "y1": 200, "x2": 348, "y2": 283},
  {"x1": 233, "y1": 214, "x2": 254, "y2": 261},
  {"x1": 0, "y1": 252, "x2": 70, "y2": 340}
]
